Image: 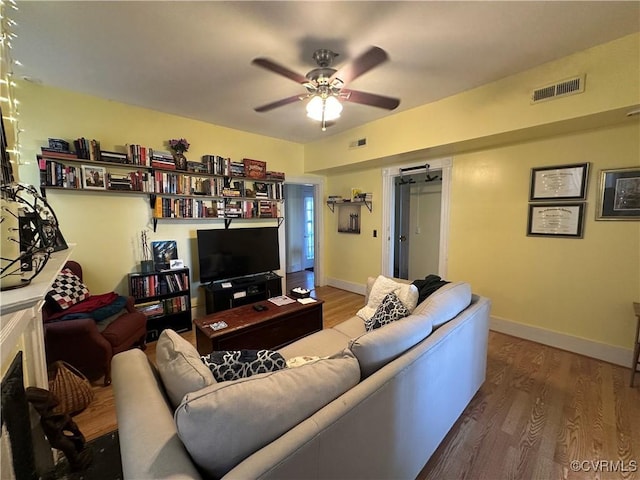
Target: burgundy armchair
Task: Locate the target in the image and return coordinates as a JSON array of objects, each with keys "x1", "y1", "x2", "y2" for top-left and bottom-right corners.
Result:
[{"x1": 42, "y1": 261, "x2": 147, "y2": 386}]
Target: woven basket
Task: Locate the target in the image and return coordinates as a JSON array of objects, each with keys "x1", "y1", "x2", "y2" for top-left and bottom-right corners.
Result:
[{"x1": 48, "y1": 361, "x2": 94, "y2": 415}]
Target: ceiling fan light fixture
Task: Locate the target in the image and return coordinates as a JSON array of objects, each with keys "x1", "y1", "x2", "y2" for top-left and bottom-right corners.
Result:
[{"x1": 306, "y1": 94, "x2": 342, "y2": 122}]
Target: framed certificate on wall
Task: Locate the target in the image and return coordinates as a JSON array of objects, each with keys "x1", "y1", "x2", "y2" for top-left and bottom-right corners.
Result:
[{"x1": 529, "y1": 163, "x2": 589, "y2": 201}]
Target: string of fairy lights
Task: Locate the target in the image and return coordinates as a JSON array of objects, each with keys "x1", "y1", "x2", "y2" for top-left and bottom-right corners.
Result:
[{"x1": 0, "y1": 0, "x2": 22, "y2": 168}]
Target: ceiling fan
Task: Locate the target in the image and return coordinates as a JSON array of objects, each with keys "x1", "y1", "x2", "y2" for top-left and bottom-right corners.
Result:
[{"x1": 252, "y1": 46, "x2": 400, "y2": 131}]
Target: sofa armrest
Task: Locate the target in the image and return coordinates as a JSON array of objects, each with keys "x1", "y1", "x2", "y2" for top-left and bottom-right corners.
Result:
[{"x1": 112, "y1": 349, "x2": 203, "y2": 480}]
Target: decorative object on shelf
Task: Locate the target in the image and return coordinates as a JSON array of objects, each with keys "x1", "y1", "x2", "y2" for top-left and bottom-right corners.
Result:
[
  {"x1": 351, "y1": 188, "x2": 363, "y2": 202},
  {"x1": 80, "y1": 165, "x2": 106, "y2": 190},
  {"x1": 140, "y1": 230, "x2": 154, "y2": 273},
  {"x1": 1, "y1": 182, "x2": 66, "y2": 290},
  {"x1": 596, "y1": 167, "x2": 640, "y2": 220},
  {"x1": 168, "y1": 138, "x2": 190, "y2": 171},
  {"x1": 151, "y1": 240, "x2": 177, "y2": 271},
  {"x1": 243, "y1": 158, "x2": 267, "y2": 179},
  {"x1": 529, "y1": 163, "x2": 590, "y2": 201}
]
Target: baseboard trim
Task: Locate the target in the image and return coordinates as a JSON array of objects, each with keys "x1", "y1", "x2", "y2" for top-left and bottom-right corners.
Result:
[
  {"x1": 326, "y1": 277, "x2": 366, "y2": 296},
  {"x1": 490, "y1": 315, "x2": 632, "y2": 368}
]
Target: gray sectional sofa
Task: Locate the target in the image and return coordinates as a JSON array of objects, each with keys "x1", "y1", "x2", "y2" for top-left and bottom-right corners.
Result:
[{"x1": 112, "y1": 277, "x2": 491, "y2": 479}]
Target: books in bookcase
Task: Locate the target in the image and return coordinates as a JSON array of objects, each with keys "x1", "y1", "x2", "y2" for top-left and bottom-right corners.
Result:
[
  {"x1": 130, "y1": 270, "x2": 189, "y2": 298},
  {"x1": 136, "y1": 295, "x2": 189, "y2": 317}
]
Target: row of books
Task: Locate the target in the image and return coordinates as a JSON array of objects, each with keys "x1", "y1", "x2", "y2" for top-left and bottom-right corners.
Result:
[
  {"x1": 154, "y1": 197, "x2": 226, "y2": 219},
  {"x1": 130, "y1": 271, "x2": 189, "y2": 299},
  {"x1": 136, "y1": 294, "x2": 190, "y2": 318},
  {"x1": 40, "y1": 140, "x2": 286, "y2": 183},
  {"x1": 153, "y1": 197, "x2": 279, "y2": 219},
  {"x1": 39, "y1": 158, "x2": 153, "y2": 192},
  {"x1": 153, "y1": 172, "x2": 284, "y2": 199}
]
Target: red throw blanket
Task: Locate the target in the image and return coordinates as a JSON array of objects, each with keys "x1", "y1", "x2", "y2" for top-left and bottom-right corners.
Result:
[{"x1": 46, "y1": 292, "x2": 119, "y2": 321}]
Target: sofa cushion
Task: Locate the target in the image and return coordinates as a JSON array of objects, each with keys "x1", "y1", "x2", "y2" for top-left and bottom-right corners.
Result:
[
  {"x1": 201, "y1": 350, "x2": 286, "y2": 382},
  {"x1": 413, "y1": 281, "x2": 472, "y2": 328},
  {"x1": 332, "y1": 315, "x2": 367, "y2": 339},
  {"x1": 155, "y1": 330, "x2": 216, "y2": 408},
  {"x1": 357, "y1": 275, "x2": 418, "y2": 322},
  {"x1": 175, "y1": 349, "x2": 360, "y2": 479},
  {"x1": 277, "y1": 328, "x2": 351, "y2": 360},
  {"x1": 46, "y1": 268, "x2": 90, "y2": 310},
  {"x1": 365, "y1": 292, "x2": 410, "y2": 331},
  {"x1": 350, "y1": 312, "x2": 434, "y2": 378}
]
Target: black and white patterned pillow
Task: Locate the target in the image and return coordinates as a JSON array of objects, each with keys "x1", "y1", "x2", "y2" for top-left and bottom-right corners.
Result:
[
  {"x1": 365, "y1": 292, "x2": 410, "y2": 331},
  {"x1": 46, "y1": 268, "x2": 90, "y2": 310},
  {"x1": 201, "y1": 349, "x2": 286, "y2": 382}
]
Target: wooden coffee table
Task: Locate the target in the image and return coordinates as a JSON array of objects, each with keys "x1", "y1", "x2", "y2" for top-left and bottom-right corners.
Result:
[{"x1": 194, "y1": 298, "x2": 324, "y2": 355}]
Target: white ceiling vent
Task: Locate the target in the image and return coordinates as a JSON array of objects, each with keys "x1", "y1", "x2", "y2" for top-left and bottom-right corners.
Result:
[
  {"x1": 349, "y1": 138, "x2": 367, "y2": 149},
  {"x1": 531, "y1": 75, "x2": 585, "y2": 104}
]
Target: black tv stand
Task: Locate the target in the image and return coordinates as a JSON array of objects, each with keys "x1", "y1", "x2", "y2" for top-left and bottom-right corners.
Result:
[{"x1": 203, "y1": 273, "x2": 282, "y2": 314}]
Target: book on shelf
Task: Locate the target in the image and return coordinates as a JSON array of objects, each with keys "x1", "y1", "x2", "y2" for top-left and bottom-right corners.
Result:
[
  {"x1": 265, "y1": 171, "x2": 285, "y2": 181},
  {"x1": 137, "y1": 301, "x2": 164, "y2": 318},
  {"x1": 151, "y1": 159, "x2": 176, "y2": 170},
  {"x1": 100, "y1": 150, "x2": 129, "y2": 164},
  {"x1": 229, "y1": 161, "x2": 245, "y2": 177},
  {"x1": 253, "y1": 182, "x2": 268, "y2": 197},
  {"x1": 243, "y1": 158, "x2": 266, "y2": 179},
  {"x1": 202, "y1": 155, "x2": 230, "y2": 176},
  {"x1": 40, "y1": 147, "x2": 78, "y2": 160}
]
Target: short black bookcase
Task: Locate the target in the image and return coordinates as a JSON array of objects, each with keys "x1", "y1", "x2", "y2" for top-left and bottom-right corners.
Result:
[
  {"x1": 203, "y1": 272, "x2": 282, "y2": 314},
  {"x1": 128, "y1": 267, "x2": 192, "y2": 342}
]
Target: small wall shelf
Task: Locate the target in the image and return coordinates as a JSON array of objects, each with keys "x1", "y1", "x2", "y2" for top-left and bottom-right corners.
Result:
[{"x1": 326, "y1": 200, "x2": 372, "y2": 213}]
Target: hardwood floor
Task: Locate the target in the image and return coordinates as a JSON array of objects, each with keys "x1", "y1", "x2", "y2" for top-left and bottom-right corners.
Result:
[{"x1": 74, "y1": 286, "x2": 639, "y2": 479}]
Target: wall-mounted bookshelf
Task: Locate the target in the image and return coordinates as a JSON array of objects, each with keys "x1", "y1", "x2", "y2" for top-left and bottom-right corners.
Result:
[{"x1": 37, "y1": 141, "x2": 286, "y2": 231}]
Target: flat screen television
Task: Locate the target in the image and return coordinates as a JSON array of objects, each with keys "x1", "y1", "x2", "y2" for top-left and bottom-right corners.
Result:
[{"x1": 196, "y1": 227, "x2": 280, "y2": 283}]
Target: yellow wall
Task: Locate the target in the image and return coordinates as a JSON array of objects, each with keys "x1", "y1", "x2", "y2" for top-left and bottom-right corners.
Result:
[
  {"x1": 324, "y1": 168, "x2": 384, "y2": 284},
  {"x1": 304, "y1": 33, "x2": 640, "y2": 171},
  {"x1": 448, "y1": 123, "x2": 639, "y2": 350},
  {"x1": 309, "y1": 33, "x2": 640, "y2": 354},
  {"x1": 17, "y1": 81, "x2": 304, "y2": 304}
]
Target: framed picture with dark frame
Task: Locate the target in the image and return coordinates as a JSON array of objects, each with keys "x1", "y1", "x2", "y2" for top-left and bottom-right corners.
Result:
[
  {"x1": 81, "y1": 165, "x2": 106, "y2": 190},
  {"x1": 527, "y1": 203, "x2": 585, "y2": 238},
  {"x1": 529, "y1": 163, "x2": 590, "y2": 201},
  {"x1": 596, "y1": 167, "x2": 640, "y2": 220}
]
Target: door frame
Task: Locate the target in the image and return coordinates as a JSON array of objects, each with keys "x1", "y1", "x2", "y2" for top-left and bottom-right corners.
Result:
[
  {"x1": 381, "y1": 157, "x2": 452, "y2": 279},
  {"x1": 284, "y1": 174, "x2": 326, "y2": 286}
]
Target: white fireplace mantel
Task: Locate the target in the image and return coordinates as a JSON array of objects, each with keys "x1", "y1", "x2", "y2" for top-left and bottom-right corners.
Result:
[{"x1": 0, "y1": 246, "x2": 74, "y2": 388}]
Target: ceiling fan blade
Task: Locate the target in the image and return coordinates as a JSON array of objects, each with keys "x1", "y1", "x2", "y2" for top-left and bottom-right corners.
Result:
[
  {"x1": 254, "y1": 94, "x2": 304, "y2": 113},
  {"x1": 342, "y1": 89, "x2": 400, "y2": 110},
  {"x1": 329, "y1": 46, "x2": 388, "y2": 87},
  {"x1": 252, "y1": 58, "x2": 309, "y2": 85}
]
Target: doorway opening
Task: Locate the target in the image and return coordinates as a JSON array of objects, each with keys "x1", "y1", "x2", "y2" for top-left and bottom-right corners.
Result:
[
  {"x1": 382, "y1": 159, "x2": 451, "y2": 280},
  {"x1": 284, "y1": 183, "x2": 317, "y2": 293}
]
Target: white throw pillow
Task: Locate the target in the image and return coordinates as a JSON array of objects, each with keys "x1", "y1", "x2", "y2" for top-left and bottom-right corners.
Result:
[
  {"x1": 155, "y1": 329, "x2": 216, "y2": 408},
  {"x1": 357, "y1": 275, "x2": 418, "y2": 322}
]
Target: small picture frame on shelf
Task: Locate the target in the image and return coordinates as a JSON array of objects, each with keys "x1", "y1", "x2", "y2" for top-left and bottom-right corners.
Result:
[
  {"x1": 596, "y1": 167, "x2": 640, "y2": 220},
  {"x1": 81, "y1": 165, "x2": 106, "y2": 190},
  {"x1": 529, "y1": 163, "x2": 589, "y2": 201}
]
